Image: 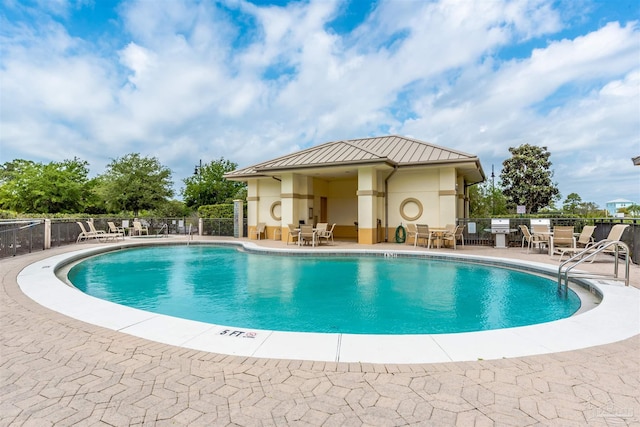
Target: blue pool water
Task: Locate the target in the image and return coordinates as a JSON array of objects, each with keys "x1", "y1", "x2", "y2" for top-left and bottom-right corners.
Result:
[{"x1": 67, "y1": 245, "x2": 580, "y2": 334}]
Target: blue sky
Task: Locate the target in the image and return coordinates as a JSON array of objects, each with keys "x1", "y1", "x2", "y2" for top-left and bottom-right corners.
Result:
[{"x1": 1, "y1": 0, "x2": 639, "y2": 208}]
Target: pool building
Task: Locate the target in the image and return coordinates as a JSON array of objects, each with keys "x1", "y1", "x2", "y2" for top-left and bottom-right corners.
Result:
[{"x1": 224, "y1": 135, "x2": 486, "y2": 244}]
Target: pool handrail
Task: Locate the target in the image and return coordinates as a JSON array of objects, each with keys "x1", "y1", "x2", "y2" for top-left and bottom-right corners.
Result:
[{"x1": 558, "y1": 239, "x2": 630, "y2": 293}]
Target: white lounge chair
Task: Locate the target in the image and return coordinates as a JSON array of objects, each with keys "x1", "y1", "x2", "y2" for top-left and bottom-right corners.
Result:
[
  {"x1": 132, "y1": 221, "x2": 149, "y2": 236},
  {"x1": 76, "y1": 221, "x2": 102, "y2": 243},
  {"x1": 88, "y1": 221, "x2": 122, "y2": 242}
]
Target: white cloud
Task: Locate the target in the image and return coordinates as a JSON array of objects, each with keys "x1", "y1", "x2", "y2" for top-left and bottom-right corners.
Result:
[{"x1": 0, "y1": 0, "x2": 638, "y2": 205}]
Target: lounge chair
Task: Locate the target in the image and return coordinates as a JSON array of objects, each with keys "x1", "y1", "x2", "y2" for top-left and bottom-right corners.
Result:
[
  {"x1": 405, "y1": 223, "x2": 417, "y2": 245},
  {"x1": 585, "y1": 224, "x2": 629, "y2": 262},
  {"x1": 107, "y1": 221, "x2": 126, "y2": 239},
  {"x1": 557, "y1": 225, "x2": 596, "y2": 261},
  {"x1": 318, "y1": 223, "x2": 335, "y2": 244},
  {"x1": 132, "y1": 221, "x2": 149, "y2": 236},
  {"x1": 414, "y1": 224, "x2": 433, "y2": 248},
  {"x1": 298, "y1": 224, "x2": 316, "y2": 247},
  {"x1": 549, "y1": 226, "x2": 576, "y2": 257},
  {"x1": 88, "y1": 221, "x2": 122, "y2": 241},
  {"x1": 252, "y1": 222, "x2": 266, "y2": 240},
  {"x1": 76, "y1": 221, "x2": 103, "y2": 243},
  {"x1": 519, "y1": 225, "x2": 545, "y2": 253}
]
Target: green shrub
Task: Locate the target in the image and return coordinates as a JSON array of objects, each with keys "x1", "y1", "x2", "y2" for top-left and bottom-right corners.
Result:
[
  {"x1": 0, "y1": 210, "x2": 17, "y2": 219},
  {"x1": 198, "y1": 203, "x2": 246, "y2": 218}
]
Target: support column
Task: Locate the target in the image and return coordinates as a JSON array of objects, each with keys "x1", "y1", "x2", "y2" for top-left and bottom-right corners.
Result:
[
  {"x1": 246, "y1": 180, "x2": 258, "y2": 238},
  {"x1": 357, "y1": 167, "x2": 378, "y2": 244},
  {"x1": 280, "y1": 174, "x2": 298, "y2": 242}
]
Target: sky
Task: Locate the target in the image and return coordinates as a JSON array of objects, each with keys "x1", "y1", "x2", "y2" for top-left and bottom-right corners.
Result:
[{"x1": 1, "y1": 0, "x2": 639, "y2": 209}]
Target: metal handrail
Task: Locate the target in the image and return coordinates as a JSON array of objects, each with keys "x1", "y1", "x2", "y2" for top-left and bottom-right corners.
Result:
[
  {"x1": 558, "y1": 239, "x2": 631, "y2": 293},
  {"x1": 18, "y1": 221, "x2": 43, "y2": 230},
  {"x1": 156, "y1": 223, "x2": 168, "y2": 237}
]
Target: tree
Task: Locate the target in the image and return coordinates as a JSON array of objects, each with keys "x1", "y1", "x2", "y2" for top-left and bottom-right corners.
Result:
[
  {"x1": 182, "y1": 158, "x2": 246, "y2": 208},
  {"x1": 562, "y1": 193, "x2": 582, "y2": 215},
  {"x1": 499, "y1": 144, "x2": 560, "y2": 214},
  {"x1": 98, "y1": 153, "x2": 174, "y2": 216},
  {"x1": 619, "y1": 204, "x2": 640, "y2": 217},
  {"x1": 0, "y1": 158, "x2": 91, "y2": 213},
  {"x1": 469, "y1": 182, "x2": 508, "y2": 217},
  {"x1": 577, "y1": 201, "x2": 602, "y2": 218}
]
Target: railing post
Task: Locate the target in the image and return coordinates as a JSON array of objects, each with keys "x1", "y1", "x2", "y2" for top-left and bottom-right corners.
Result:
[{"x1": 44, "y1": 219, "x2": 51, "y2": 249}]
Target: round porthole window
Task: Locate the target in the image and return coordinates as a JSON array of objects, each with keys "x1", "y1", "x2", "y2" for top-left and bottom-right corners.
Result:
[
  {"x1": 270, "y1": 201, "x2": 282, "y2": 221},
  {"x1": 399, "y1": 198, "x2": 423, "y2": 221}
]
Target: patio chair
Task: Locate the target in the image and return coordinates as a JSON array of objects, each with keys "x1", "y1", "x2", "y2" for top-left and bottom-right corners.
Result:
[
  {"x1": 252, "y1": 222, "x2": 266, "y2": 240},
  {"x1": 315, "y1": 223, "x2": 328, "y2": 242},
  {"x1": 298, "y1": 224, "x2": 316, "y2": 247},
  {"x1": 557, "y1": 225, "x2": 596, "y2": 261},
  {"x1": 519, "y1": 225, "x2": 545, "y2": 253},
  {"x1": 286, "y1": 224, "x2": 299, "y2": 245},
  {"x1": 442, "y1": 225, "x2": 461, "y2": 249},
  {"x1": 405, "y1": 223, "x2": 417, "y2": 245},
  {"x1": 531, "y1": 224, "x2": 550, "y2": 247},
  {"x1": 454, "y1": 224, "x2": 465, "y2": 247},
  {"x1": 132, "y1": 221, "x2": 149, "y2": 236},
  {"x1": 318, "y1": 223, "x2": 336, "y2": 244},
  {"x1": 414, "y1": 224, "x2": 434, "y2": 248},
  {"x1": 549, "y1": 226, "x2": 576, "y2": 257}
]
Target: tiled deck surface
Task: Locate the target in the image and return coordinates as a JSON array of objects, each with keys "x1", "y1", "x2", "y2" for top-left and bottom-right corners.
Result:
[{"x1": 1, "y1": 237, "x2": 639, "y2": 426}]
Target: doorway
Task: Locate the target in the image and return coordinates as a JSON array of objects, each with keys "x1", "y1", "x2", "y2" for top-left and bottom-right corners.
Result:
[{"x1": 320, "y1": 197, "x2": 327, "y2": 223}]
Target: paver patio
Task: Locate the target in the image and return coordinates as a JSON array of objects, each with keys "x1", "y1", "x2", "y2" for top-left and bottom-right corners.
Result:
[{"x1": 1, "y1": 238, "x2": 638, "y2": 426}]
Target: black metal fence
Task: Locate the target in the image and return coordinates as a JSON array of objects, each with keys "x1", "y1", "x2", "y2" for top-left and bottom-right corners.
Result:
[
  {"x1": 1, "y1": 217, "x2": 637, "y2": 263},
  {"x1": 0, "y1": 218, "x2": 249, "y2": 259},
  {"x1": 456, "y1": 217, "x2": 638, "y2": 263},
  {"x1": 0, "y1": 220, "x2": 43, "y2": 258}
]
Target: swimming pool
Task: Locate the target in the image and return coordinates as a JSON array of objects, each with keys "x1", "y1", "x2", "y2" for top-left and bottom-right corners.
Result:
[{"x1": 67, "y1": 245, "x2": 580, "y2": 334}]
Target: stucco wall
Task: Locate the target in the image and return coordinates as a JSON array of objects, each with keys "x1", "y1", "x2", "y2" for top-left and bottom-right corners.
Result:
[{"x1": 387, "y1": 168, "x2": 456, "y2": 229}]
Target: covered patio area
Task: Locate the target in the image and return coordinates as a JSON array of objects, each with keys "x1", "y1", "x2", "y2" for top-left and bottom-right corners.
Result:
[{"x1": 224, "y1": 135, "x2": 485, "y2": 245}]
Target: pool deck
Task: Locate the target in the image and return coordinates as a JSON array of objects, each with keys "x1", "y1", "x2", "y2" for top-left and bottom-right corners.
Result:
[{"x1": 2, "y1": 237, "x2": 639, "y2": 426}]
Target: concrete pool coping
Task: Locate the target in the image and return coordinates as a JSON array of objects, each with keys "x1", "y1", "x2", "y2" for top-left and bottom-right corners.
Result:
[{"x1": 17, "y1": 240, "x2": 640, "y2": 364}]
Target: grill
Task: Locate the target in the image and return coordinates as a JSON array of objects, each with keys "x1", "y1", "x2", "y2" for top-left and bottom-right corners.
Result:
[
  {"x1": 491, "y1": 219, "x2": 511, "y2": 248},
  {"x1": 491, "y1": 219, "x2": 511, "y2": 234}
]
